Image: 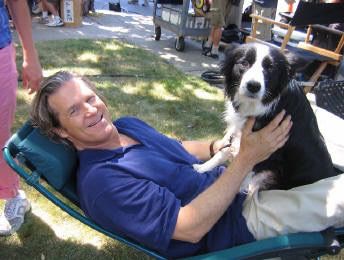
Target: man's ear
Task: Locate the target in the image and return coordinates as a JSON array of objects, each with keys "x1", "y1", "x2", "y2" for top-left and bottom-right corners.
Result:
[
  {"x1": 284, "y1": 51, "x2": 311, "y2": 77},
  {"x1": 53, "y1": 127, "x2": 69, "y2": 139}
]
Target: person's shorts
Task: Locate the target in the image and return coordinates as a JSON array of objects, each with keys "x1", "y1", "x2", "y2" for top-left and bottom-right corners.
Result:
[{"x1": 206, "y1": 0, "x2": 232, "y2": 27}]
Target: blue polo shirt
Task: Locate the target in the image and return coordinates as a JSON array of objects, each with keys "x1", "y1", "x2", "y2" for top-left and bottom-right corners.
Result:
[
  {"x1": 0, "y1": 0, "x2": 11, "y2": 49},
  {"x1": 77, "y1": 117, "x2": 254, "y2": 258}
]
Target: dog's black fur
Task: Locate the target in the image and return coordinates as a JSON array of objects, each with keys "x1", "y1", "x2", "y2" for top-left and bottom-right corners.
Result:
[{"x1": 222, "y1": 43, "x2": 336, "y2": 190}]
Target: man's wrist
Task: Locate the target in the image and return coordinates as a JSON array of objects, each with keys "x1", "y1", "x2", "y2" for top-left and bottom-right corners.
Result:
[
  {"x1": 235, "y1": 151, "x2": 256, "y2": 171},
  {"x1": 209, "y1": 140, "x2": 216, "y2": 157}
]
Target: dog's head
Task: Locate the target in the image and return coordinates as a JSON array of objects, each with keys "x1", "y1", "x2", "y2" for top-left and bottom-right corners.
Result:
[{"x1": 221, "y1": 43, "x2": 303, "y2": 116}]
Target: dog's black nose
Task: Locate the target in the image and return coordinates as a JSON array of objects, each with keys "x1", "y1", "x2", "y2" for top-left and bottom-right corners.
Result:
[{"x1": 246, "y1": 81, "x2": 261, "y2": 93}]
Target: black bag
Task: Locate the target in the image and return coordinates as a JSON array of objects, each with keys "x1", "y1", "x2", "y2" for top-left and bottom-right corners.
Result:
[
  {"x1": 109, "y1": 2, "x2": 121, "y2": 12},
  {"x1": 221, "y1": 24, "x2": 242, "y2": 43}
]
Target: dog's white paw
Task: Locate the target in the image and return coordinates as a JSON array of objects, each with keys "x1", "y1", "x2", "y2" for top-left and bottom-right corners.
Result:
[{"x1": 193, "y1": 164, "x2": 208, "y2": 173}]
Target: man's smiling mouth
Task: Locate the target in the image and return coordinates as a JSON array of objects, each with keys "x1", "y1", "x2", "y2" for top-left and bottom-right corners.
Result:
[{"x1": 88, "y1": 114, "x2": 103, "y2": 127}]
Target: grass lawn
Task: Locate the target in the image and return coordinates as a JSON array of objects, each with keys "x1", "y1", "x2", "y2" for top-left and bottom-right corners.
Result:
[{"x1": 0, "y1": 38, "x2": 225, "y2": 259}]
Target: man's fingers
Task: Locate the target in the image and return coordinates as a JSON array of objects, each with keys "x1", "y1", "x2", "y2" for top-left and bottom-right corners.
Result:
[
  {"x1": 242, "y1": 117, "x2": 255, "y2": 135},
  {"x1": 264, "y1": 110, "x2": 286, "y2": 133},
  {"x1": 272, "y1": 119, "x2": 292, "y2": 149},
  {"x1": 272, "y1": 134, "x2": 290, "y2": 153},
  {"x1": 272, "y1": 115, "x2": 292, "y2": 139}
]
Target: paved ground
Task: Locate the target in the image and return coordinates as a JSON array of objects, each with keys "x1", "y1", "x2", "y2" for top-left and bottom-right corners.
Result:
[{"x1": 28, "y1": 0, "x2": 223, "y2": 77}]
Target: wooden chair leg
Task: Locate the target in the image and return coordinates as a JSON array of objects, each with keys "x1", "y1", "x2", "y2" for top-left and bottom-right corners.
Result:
[
  {"x1": 280, "y1": 26, "x2": 295, "y2": 51},
  {"x1": 304, "y1": 62, "x2": 329, "y2": 93},
  {"x1": 310, "y1": 62, "x2": 328, "y2": 82}
]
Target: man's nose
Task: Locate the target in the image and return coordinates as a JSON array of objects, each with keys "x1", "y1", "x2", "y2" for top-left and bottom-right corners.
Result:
[{"x1": 84, "y1": 103, "x2": 97, "y2": 115}]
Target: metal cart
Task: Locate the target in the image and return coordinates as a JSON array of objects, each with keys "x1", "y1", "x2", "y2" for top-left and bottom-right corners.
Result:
[{"x1": 153, "y1": 0, "x2": 211, "y2": 51}]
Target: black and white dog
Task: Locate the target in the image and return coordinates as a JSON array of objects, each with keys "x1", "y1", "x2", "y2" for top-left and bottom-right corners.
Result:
[{"x1": 194, "y1": 43, "x2": 336, "y2": 191}]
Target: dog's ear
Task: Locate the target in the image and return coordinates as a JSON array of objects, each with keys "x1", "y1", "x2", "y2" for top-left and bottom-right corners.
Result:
[
  {"x1": 222, "y1": 43, "x2": 240, "y2": 74},
  {"x1": 223, "y1": 43, "x2": 240, "y2": 57},
  {"x1": 221, "y1": 43, "x2": 241, "y2": 99},
  {"x1": 284, "y1": 51, "x2": 310, "y2": 77}
]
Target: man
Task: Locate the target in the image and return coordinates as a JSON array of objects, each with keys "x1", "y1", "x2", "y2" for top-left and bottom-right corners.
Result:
[
  {"x1": 0, "y1": 0, "x2": 42, "y2": 235},
  {"x1": 30, "y1": 71, "x2": 344, "y2": 258},
  {"x1": 203, "y1": 0, "x2": 232, "y2": 59}
]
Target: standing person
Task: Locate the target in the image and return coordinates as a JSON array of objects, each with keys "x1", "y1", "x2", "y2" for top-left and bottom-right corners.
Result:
[
  {"x1": 202, "y1": 0, "x2": 232, "y2": 59},
  {"x1": 0, "y1": 0, "x2": 42, "y2": 235},
  {"x1": 251, "y1": 0, "x2": 278, "y2": 41}
]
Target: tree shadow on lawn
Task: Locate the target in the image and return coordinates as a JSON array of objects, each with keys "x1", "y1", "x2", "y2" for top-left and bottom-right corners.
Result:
[{"x1": 0, "y1": 212, "x2": 150, "y2": 259}]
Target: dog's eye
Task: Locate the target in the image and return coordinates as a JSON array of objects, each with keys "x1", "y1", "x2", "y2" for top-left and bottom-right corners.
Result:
[
  {"x1": 263, "y1": 59, "x2": 273, "y2": 71},
  {"x1": 238, "y1": 60, "x2": 249, "y2": 68}
]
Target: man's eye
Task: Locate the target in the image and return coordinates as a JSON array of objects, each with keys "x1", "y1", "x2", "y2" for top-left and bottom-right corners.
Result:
[
  {"x1": 69, "y1": 109, "x2": 76, "y2": 116},
  {"x1": 69, "y1": 107, "x2": 79, "y2": 117},
  {"x1": 88, "y1": 96, "x2": 95, "y2": 103}
]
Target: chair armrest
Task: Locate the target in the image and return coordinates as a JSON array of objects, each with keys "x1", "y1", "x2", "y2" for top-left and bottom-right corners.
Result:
[
  {"x1": 297, "y1": 42, "x2": 343, "y2": 61},
  {"x1": 311, "y1": 24, "x2": 344, "y2": 36},
  {"x1": 250, "y1": 14, "x2": 290, "y2": 29}
]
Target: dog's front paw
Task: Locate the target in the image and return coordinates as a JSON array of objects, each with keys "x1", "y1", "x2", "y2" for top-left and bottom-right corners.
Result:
[{"x1": 193, "y1": 163, "x2": 208, "y2": 173}]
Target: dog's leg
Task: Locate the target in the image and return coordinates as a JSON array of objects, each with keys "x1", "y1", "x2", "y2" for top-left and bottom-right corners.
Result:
[
  {"x1": 193, "y1": 131, "x2": 234, "y2": 173},
  {"x1": 193, "y1": 147, "x2": 233, "y2": 173}
]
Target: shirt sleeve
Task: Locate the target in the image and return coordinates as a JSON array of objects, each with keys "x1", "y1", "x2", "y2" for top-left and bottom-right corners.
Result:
[{"x1": 90, "y1": 172, "x2": 181, "y2": 252}]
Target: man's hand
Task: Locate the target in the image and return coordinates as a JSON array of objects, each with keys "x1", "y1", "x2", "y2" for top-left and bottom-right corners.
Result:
[{"x1": 237, "y1": 110, "x2": 292, "y2": 169}]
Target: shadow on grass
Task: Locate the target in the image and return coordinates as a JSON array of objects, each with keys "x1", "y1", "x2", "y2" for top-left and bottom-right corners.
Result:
[
  {"x1": 16, "y1": 39, "x2": 219, "y2": 98},
  {"x1": 0, "y1": 212, "x2": 149, "y2": 259}
]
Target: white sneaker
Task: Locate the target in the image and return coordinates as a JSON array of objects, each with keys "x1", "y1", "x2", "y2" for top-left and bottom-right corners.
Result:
[
  {"x1": 47, "y1": 16, "x2": 64, "y2": 27},
  {"x1": 0, "y1": 191, "x2": 31, "y2": 236}
]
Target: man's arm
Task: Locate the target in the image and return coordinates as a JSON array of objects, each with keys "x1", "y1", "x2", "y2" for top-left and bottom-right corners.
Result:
[
  {"x1": 173, "y1": 111, "x2": 292, "y2": 243},
  {"x1": 7, "y1": 0, "x2": 42, "y2": 93},
  {"x1": 181, "y1": 139, "x2": 227, "y2": 161}
]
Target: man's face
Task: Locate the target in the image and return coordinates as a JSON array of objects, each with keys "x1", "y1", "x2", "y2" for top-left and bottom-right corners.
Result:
[{"x1": 48, "y1": 78, "x2": 115, "y2": 150}]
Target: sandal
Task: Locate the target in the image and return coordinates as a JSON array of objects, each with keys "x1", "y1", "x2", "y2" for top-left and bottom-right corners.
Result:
[
  {"x1": 202, "y1": 50, "x2": 219, "y2": 59},
  {"x1": 202, "y1": 46, "x2": 212, "y2": 55}
]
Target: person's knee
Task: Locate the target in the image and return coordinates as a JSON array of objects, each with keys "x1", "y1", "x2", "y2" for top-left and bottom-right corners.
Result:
[{"x1": 47, "y1": 0, "x2": 60, "y2": 11}]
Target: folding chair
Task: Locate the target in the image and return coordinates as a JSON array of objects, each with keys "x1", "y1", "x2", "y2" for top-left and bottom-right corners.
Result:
[
  {"x1": 3, "y1": 121, "x2": 344, "y2": 259},
  {"x1": 246, "y1": 1, "x2": 344, "y2": 91}
]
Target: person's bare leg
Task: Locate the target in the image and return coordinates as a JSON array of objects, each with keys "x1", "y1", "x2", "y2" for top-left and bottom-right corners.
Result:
[
  {"x1": 211, "y1": 26, "x2": 222, "y2": 56},
  {"x1": 43, "y1": 0, "x2": 58, "y2": 16},
  {"x1": 204, "y1": 27, "x2": 215, "y2": 49},
  {"x1": 38, "y1": 0, "x2": 49, "y2": 24}
]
